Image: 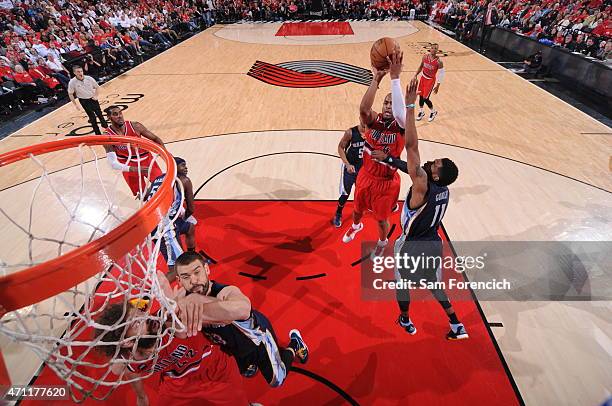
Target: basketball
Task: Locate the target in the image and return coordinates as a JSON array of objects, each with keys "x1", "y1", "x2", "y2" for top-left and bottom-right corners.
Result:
[{"x1": 370, "y1": 37, "x2": 400, "y2": 70}]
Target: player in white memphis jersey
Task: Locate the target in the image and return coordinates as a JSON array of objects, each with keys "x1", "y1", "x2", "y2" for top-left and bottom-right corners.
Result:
[{"x1": 144, "y1": 157, "x2": 197, "y2": 276}]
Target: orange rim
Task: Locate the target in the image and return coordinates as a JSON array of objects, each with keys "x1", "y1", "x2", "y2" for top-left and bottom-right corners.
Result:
[{"x1": 0, "y1": 136, "x2": 176, "y2": 312}]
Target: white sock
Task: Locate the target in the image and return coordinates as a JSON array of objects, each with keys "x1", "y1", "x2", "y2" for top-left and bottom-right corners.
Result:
[
  {"x1": 352, "y1": 222, "x2": 362, "y2": 230},
  {"x1": 377, "y1": 239, "x2": 388, "y2": 247}
]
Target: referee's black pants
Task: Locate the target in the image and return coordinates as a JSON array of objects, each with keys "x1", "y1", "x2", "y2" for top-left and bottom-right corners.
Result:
[{"x1": 79, "y1": 98, "x2": 108, "y2": 135}]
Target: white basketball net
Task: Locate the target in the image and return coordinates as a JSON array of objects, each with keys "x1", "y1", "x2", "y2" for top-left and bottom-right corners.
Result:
[{"x1": 0, "y1": 141, "x2": 184, "y2": 402}]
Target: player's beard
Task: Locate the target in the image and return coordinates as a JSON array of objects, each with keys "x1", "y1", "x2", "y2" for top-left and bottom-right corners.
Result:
[
  {"x1": 189, "y1": 280, "x2": 210, "y2": 295},
  {"x1": 423, "y1": 161, "x2": 435, "y2": 183}
]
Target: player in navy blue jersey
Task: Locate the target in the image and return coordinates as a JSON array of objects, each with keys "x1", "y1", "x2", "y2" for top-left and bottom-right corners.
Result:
[
  {"x1": 333, "y1": 124, "x2": 365, "y2": 227},
  {"x1": 144, "y1": 157, "x2": 197, "y2": 279},
  {"x1": 171, "y1": 251, "x2": 310, "y2": 388},
  {"x1": 385, "y1": 72, "x2": 466, "y2": 340}
]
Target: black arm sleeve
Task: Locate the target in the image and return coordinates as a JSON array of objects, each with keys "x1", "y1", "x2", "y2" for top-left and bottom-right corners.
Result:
[{"x1": 385, "y1": 156, "x2": 408, "y2": 174}]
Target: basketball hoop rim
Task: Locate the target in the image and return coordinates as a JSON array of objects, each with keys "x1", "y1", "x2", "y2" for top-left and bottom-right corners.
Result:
[{"x1": 0, "y1": 135, "x2": 176, "y2": 312}]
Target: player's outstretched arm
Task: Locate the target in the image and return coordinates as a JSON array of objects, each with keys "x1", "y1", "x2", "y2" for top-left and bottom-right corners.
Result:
[
  {"x1": 371, "y1": 150, "x2": 408, "y2": 174},
  {"x1": 132, "y1": 122, "x2": 165, "y2": 147},
  {"x1": 177, "y1": 286, "x2": 251, "y2": 337},
  {"x1": 389, "y1": 51, "x2": 406, "y2": 128},
  {"x1": 404, "y1": 78, "x2": 428, "y2": 194},
  {"x1": 104, "y1": 145, "x2": 145, "y2": 173},
  {"x1": 360, "y1": 66, "x2": 387, "y2": 127}
]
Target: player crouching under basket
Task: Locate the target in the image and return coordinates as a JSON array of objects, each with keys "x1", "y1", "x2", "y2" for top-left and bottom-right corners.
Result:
[
  {"x1": 171, "y1": 251, "x2": 310, "y2": 388},
  {"x1": 94, "y1": 282, "x2": 250, "y2": 406}
]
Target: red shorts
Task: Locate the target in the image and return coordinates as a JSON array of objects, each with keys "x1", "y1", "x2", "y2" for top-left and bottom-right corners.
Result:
[
  {"x1": 354, "y1": 171, "x2": 400, "y2": 221},
  {"x1": 418, "y1": 76, "x2": 436, "y2": 99},
  {"x1": 158, "y1": 346, "x2": 248, "y2": 406},
  {"x1": 121, "y1": 155, "x2": 162, "y2": 196}
]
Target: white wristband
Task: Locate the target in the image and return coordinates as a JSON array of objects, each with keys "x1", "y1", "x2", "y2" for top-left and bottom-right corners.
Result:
[
  {"x1": 391, "y1": 79, "x2": 406, "y2": 129},
  {"x1": 106, "y1": 151, "x2": 130, "y2": 172}
]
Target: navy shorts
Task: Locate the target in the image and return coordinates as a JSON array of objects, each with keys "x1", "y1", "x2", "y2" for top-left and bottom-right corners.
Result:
[
  {"x1": 339, "y1": 164, "x2": 359, "y2": 196},
  {"x1": 159, "y1": 218, "x2": 192, "y2": 266}
]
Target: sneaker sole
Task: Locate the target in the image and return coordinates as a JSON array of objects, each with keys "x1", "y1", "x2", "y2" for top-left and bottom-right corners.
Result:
[
  {"x1": 447, "y1": 334, "x2": 469, "y2": 340},
  {"x1": 402, "y1": 326, "x2": 417, "y2": 335},
  {"x1": 289, "y1": 329, "x2": 309, "y2": 364}
]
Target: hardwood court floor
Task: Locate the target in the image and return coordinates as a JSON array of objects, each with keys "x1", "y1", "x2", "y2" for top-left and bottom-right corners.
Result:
[{"x1": 1, "y1": 20, "x2": 611, "y2": 405}]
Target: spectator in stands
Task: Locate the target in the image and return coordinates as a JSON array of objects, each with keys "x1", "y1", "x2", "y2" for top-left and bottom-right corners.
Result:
[
  {"x1": 572, "y1": 33, "x2": 588, "y2": 53},
  {"x1": 598, "y1": 40, "x2": 611, "y2": 60},
  {"x1": 499, "y1": 10, "x2": 511, "y2": 28},
  {"x1": 434, "y1": 0, "x2": 611, "y2": 59},
  {"x1": 128, "y1": 27, "x2": 155, "y2": 51},
  {"x1": 45, "y1": 53, "x2": 70, "y2": 86},
  {"x1": 203, "y1": 0, "x2": 214, "y2": 27},
  {"x1": 28, "y1": 60, "x2": 62, "y2": 91},
  {"x1": 13, "y1": 63, "x2": 55, "y2": 102},
  {"x1": 0, "y1": 59, "x2": 14, "y2": 83},
  {"x1": 16, "y1": 50, "x2": 30, "y2": 70},
  {"x1": 141, "y1": 24, "x2": 171, "y2": 48},
  {"x1": 83, "y1": 53, "x2": 104, "y2": 80},
  {"x1": 553, "y1": 31, "x2": 565, "y2": 45},
  {"x1": 46, "y1": 42, "x2": 63, "y2": 62},
  {"x1": 582, "y1": 37, "x2": 599, "y2": 57},
  {"x1": 562, "y1": 33, "x2": 574, "y2": 50}
]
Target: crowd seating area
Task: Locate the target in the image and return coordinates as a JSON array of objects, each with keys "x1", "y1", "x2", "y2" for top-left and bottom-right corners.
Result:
[
  {"x1": 0, "y1": 0, "x2": 209, "y2": 117},
  {"x1": 213, "y1": 0, "x2": 428, "y2": 23},
  {"x1": 432, "y1": 0, "x2": 611, "y2": 61}
]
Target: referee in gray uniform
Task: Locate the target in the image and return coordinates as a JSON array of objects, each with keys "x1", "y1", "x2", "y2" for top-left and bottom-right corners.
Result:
[{"x1": 67, "y1": 65, "x2": 107, "y2": 135}]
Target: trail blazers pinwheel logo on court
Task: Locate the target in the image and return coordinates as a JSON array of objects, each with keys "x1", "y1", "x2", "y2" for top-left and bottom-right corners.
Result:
[{"x1": 248, "y1": 60, "x2": 373, "y2": 88}]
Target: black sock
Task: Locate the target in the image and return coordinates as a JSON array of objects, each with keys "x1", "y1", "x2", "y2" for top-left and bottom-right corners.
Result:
[
  {"x1": 448, "y1": 312, "x2": 460, "y2": 324},
  {"x1": 400, "y1": 314, "x2": 410, "y2": 323},
  {"x1": 281, "y1": 347, "x2": 295, "y2": 369},
  {"x1": 336, "y1": 204, "x2": 344, "y2": 215}
]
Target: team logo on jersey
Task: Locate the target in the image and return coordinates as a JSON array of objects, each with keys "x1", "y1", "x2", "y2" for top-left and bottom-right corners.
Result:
[
  {"x1": 205, "y1": 331, "x2": 228, "y2": 346},
  {"x1": 247, "y1": 60, "x2": 372, "y2": 88}
]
